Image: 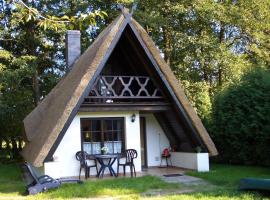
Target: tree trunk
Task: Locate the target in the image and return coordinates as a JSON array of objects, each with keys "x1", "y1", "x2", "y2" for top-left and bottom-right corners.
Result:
[
  {"x1": 163, "y1": 26, "x2": 172, "y2": 66},
  {"x1": 11, "y1": 137, "x2": 18, "y2": 158},
  {"x1": 0, "y1": 137, "x2": 2, "y2": 151},
  {"x1": 18, "y1": 137, "x2": 24, "y2": 150},
  {"x1": 161, "y1": 0, "x2": 172, "y2": 67},
  {"x1": 218, "y1": 22, "x2": 225, "y2": 86},
  {"x1": 218, "y1": 0, "x2": 225, "y2": 86}
]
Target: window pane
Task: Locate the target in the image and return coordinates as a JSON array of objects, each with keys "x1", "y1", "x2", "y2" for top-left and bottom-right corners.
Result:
[
  {"x1": 104, "y1": 142, "x2": 113, "y2": 154},
  {"x1": 81, "y1": 120, "x2": 91, "y2": 131},
  {"x1": 104, "y1": 120, "x2": 113, "y2": 131},
  {"x1": 83, "y1": 142, "x2": 101, "y2": 154},
  {"x1": 81, "y1": 118, "x2": 124, "y2": 155},
  {"x1": 113, "y1": 120, "x2": 122, "y2": 131},
  {"x1": 92, "y1": 142, "x2": 101, "y2": 154},
  {"x1": 92, "y1": 131, "x2": 101, "y2": 142},
  {"x1": 91, "y1": 120, "x2": 101, "y2": 131},
  {"x1": 113, "y1": 131, "x2": 122, "y2": 141},
  {"x1": 83, "y1": 142, "x2": 91, "y2": 154},
  {"x1": 104, "y1": 131, "x2": 113, "y2": 141},
  {"x1": 114, "y1": 141, "x2": 122, "y2": 153},
  {"x1": 83, "y1": 131, "x2": 91, "y2": 142}
]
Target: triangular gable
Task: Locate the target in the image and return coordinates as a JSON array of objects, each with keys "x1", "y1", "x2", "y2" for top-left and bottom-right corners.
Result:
[
  {"x1": 129, "y1": 19, "x2": 218, "y2": 156},
  {"x1": 22, "y1": 10, "x2": 217, "y2": 167}
]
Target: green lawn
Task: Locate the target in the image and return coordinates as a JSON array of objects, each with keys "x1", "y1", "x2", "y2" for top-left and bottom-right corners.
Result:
[{"x1": 0, "y1": 163, "x2": 269, "y2": 199}]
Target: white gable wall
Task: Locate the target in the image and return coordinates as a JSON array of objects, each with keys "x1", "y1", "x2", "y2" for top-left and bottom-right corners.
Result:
[
  {"x1": 44, "y1": 111, "x2": 141, "y2": 179},
  {"x1": 142, "y1": 114, "x2": 170, "y2": 167},
  {"x1": 44, "y1": 115, "x2": 81, "y2": 178}
]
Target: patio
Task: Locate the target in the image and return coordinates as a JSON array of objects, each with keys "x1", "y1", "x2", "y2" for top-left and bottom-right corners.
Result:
[
  {"x1": 138, "y1": 167, "x2": 186, "y2": 177},
  {"x1": 86, "y1": 166, "x2": 187, "y2": 179}
]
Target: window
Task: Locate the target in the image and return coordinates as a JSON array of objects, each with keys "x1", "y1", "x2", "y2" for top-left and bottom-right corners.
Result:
[{"x1": 81, "y1": 118, "x2": 125, "y2": 154}]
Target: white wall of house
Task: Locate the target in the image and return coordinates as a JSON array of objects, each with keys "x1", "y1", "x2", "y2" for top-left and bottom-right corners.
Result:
[
  {"x1": 142, "y1": 114, "x2": 170, "y2": 167},
  {"x1": 44, "y1": 111, "x2": 209, "y2": 178},
  {"x1": 171, "y1": 152, "x2": 209, "y2": 172},
  {"x1": 44, "y1": 111, "x2": 141, "y2": 179},
  {"x1": 44, "y1": 115, "x2": 81, "y2": 178}
]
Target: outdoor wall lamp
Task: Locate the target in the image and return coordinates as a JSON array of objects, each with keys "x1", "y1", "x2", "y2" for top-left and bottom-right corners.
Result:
[{"x1": 131, "y1": 113, "x2": 136, "y2": 123}]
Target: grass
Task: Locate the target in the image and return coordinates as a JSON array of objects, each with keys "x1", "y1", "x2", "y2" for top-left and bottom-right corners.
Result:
[
  {"x1": 0, "y1": 163, "x2": 179, "y2": 199},
  {"x1": 187, "y1": 164, "x2": 270, "y2": 189},
  {"x1": 0, "y1": 163, "x2": 25, "y2": 197},
  {"x1": 0, "y1": 163, "x2": 269, "y2": 199},
  {"x1": 40, "y1": 175, "x2": 179, "y2": 199}
]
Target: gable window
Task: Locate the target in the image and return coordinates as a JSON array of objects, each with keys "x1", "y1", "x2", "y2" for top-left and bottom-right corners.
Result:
[{"x1": 80, "y1": 118, "x2": 125, "y2": 154}]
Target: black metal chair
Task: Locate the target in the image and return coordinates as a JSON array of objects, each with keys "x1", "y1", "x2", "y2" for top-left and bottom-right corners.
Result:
[
  {"x1": 21, "y1": 162, "x2": 82, "y2": 195},
  {"x1": 75, "y1": 151, "x2": 98, "y2": 179},
  {"x1": 117, "y1": 149, "x2": 138, "y2": 177}
]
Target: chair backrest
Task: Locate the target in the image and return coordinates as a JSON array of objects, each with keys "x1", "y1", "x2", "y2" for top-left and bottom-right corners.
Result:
[
  {"x1": 75, "y1": 151, "x2": 88, "y2": 167},
  {"x1": 125, "y1": 149, "x2": 137, "y2": 163},
  {"x1": 162, "y1": 148, "x2": 170, "y2": 156},
  {"x1": 21, "y1": 162, "x2": 40, "y2": 186}
]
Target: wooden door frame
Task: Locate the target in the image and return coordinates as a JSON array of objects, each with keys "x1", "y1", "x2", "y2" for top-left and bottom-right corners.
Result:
[{"x1": 140, "y1": 117, "x2": 148, "y2": 168}]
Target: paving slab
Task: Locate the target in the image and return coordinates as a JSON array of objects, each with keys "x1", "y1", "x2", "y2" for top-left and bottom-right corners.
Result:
[{"x1": 161, "y1": 174, "x2": 206, "y2": 185}]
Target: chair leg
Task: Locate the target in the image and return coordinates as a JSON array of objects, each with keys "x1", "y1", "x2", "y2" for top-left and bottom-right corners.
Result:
[
  {"x1": 123, "y1": 166, "x2": 126, "y2": 176},
  {"x1": 133, "y1": 164, "x2": 136, "y2": 177},
  {"x1": 87, "y1": 167, "x2": 91, "y2": 178},
  {"x1": 86, "y1": 167, "x2": 90, "y2": 179},
  {"x1": 117, "y1": 164, "x2": 119, "y2": 177},
  {"x1": 95, "y1": 160, "x2": 98, "y2": 175},
  {"x1": 79, "y1": 167, "x2": 82, "y2": 180},
  {"x1": 130, "y1": 165, "x2": 133, "y2": 177},
  {"x1": 85, "y1": 168, "x2": 87, "y2": 179},
  {"x1": 169, "y1": 157, "x2": 172, "y2": 166}
]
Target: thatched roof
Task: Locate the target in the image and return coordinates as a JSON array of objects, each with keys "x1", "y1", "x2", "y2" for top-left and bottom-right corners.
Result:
[{"x1": 22, "y1": 10, "x2": 217, "y2": 167}]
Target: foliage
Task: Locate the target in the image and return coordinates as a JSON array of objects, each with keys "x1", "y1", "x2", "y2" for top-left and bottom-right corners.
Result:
[
  {"x1": 134, "y1": 0, "x2": 270, "y2": 87},
  {"x1": 0, "y1": 1, "x2": 107, "y2": 146},
  {"x1": 0, "y1": 0, "x2": 270, "y2": 166},
  {"x1": 181, "y1": 80, "x2": 212, "y2": 123},
  {"x1": 135, "y1": 0, "x2": 269, "y2": 128},
  {"x1": 211, "y1": 68, "x2": 270, "y2": 166}
]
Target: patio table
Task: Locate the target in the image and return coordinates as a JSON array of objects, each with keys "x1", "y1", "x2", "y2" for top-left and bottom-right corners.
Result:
[{"x1": 94, "y1": 154, "x2": 118, "y2": 178}]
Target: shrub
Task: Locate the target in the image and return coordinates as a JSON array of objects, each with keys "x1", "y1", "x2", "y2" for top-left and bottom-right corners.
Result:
[{"x1": 211, "y1": 68, "x2": 270, "y2": 166}]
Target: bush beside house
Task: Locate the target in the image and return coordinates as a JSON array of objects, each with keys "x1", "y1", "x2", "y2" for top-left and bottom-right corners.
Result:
[{"x1": 211, "y1": 68, "x2": 270, "y2": 166}]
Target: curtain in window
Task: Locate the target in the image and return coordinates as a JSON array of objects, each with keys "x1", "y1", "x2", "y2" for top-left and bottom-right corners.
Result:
[{"x1": 83, "y1": 142, "x2": 101, "y2": 154}]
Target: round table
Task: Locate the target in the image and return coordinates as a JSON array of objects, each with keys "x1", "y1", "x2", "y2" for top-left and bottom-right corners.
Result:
[{"x1": 94, "y1": 154, "x2": 118, "y2": 178}]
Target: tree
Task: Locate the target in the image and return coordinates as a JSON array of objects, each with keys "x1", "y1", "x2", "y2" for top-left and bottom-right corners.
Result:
[
  {"x1": 0, "y1": 0, "x2": 106, "y2": 157},
  {"x1": 134, "y1": 0, "x2": 269, "y2": 125}
]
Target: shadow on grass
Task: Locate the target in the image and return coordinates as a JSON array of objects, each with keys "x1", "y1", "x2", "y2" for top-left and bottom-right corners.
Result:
[{"x1": 0, "y1": 163, "x2": 26, "y2": 196}]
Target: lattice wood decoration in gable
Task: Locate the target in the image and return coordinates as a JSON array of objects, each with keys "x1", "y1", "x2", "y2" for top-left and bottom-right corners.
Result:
[{"x1": 85, "y1": 76, "x2": 164, "y2": 103}]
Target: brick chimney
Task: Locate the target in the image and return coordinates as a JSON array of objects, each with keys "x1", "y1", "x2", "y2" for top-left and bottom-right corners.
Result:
[{"x1": 65, "y1": 30, "x2": 81, "y2": 69}]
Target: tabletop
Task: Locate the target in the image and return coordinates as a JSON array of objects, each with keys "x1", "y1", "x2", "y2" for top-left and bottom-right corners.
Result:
[{"x1": 94, "y1": 154, "x2": 118, "y2": 159}]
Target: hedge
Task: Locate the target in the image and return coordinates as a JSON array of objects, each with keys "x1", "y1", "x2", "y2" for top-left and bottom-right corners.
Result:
[{"x1": 211, "y1": 68, "x2": 270, "y2": 166}]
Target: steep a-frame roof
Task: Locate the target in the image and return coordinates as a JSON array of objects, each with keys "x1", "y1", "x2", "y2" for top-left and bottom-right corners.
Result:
[{"x1": 22, "y1": 9, "x2": 217, "y2": 167}]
